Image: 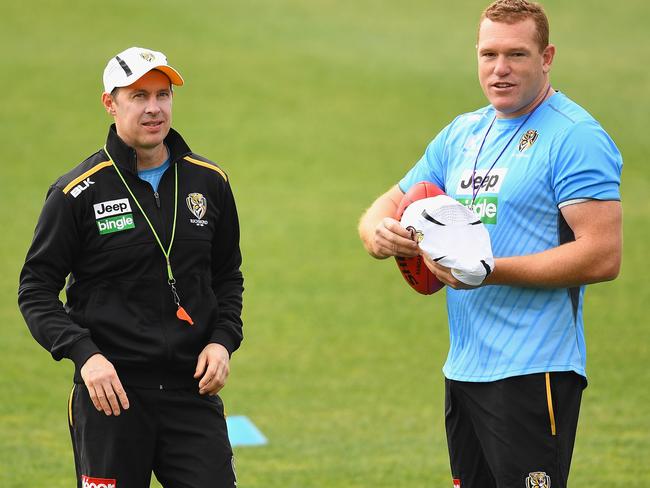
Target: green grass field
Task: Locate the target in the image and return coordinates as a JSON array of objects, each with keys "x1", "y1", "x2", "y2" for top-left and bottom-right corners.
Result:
[{"x1": 2, "y1": 1, "x2": 649, "y2": 486}]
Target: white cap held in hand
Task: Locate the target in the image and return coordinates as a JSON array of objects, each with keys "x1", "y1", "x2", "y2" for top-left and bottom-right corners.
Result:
[{"x1": 400, "y1": 195, "x2": 495, "y2": 286}]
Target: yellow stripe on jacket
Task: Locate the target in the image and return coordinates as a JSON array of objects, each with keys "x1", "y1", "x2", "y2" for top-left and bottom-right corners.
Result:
[
  {"x1": 62, "y1": 161, "x2": 113, "y2": 194},
  {"x1": 184, "y1": 156, "x2": 228, "y2": 182}
]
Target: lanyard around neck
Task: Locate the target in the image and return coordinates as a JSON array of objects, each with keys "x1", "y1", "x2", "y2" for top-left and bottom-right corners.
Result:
[
  {"x1": 470, "y1": 85, "x2": 551, "y2": 208},
  {"x1": 103, "y1": 145, "x2": 193, "y2": 325}
]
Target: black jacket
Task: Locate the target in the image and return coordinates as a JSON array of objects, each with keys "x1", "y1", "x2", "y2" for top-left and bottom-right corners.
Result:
[{"x1": 19, "y1": 125, "x2": 243, "y2": 388}]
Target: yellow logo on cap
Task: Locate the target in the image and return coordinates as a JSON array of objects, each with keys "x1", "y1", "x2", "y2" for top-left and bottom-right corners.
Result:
[
  {"x1": 140, "y1": 51, "x2": 155, "y2": 62},
  {"x1": 406, "y1": 226, "x2": 424, "y2": 243}
]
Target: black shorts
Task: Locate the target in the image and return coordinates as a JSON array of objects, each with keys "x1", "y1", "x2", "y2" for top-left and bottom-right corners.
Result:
[
  {"x1": 68, "y1": 384, "x2": 236, "y2": 488},
  {"x1": 445, "y1": 372, "x2": 585, "y2": 488}
]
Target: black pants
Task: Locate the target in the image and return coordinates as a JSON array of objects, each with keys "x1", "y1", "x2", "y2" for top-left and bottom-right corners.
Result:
[
  {"x1": 68, "y1": 384, "x2": 236, "y2": 488},
  {"x1": 445, "y1": 372, "x2": 585, "y2": 488}
]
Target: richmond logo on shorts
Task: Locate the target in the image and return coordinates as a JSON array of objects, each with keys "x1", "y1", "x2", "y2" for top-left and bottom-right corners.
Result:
[
  {"x1": 526, "y1": 471, "x2": 551, "y2": 488},
  {"x1": 81, "y1": 475, "x2": 116, "y2": 488}
]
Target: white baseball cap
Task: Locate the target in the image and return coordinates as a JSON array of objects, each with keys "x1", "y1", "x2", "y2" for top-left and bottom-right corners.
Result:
[
  {"x1": 102, "y1": 46, "x2": 184, "y2": 93},
  {"x1": 400, "y1": 195, "x2": 495, "y2": 286}
]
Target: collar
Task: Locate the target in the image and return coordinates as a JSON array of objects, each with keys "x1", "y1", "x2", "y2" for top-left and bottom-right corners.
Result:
[{"x1": 104, "y1": 124, "x2": 192, "y2": 173}]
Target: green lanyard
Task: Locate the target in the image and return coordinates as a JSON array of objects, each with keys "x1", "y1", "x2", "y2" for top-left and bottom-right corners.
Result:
[{"x1": 104, "y1": 145, "x2": 194, "y2": 325}]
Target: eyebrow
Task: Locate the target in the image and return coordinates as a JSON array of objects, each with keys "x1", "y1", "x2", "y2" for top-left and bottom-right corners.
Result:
[
  {"x1": 130, "y1": 87, "x2": 171, "y2": 95},
  {"x1": 478, "y1": 45, "x2": 532, "y2": 54}
]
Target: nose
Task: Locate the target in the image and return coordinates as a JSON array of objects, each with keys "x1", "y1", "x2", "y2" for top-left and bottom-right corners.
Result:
[
  {"x1": 145, "y1": 95, "x2": 161, "y2": 115},
  {"x1": 494, "y1": 55, "x2": 510, "y2": 77}
]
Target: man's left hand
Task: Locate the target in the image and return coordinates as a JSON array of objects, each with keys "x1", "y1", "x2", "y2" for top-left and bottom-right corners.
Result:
[
  {"x1": 421, "y1": 252, "x2": 479, "y2": 290},
  {"x1": 194, "y1": 343, "x2": 230, "y2": 395}
]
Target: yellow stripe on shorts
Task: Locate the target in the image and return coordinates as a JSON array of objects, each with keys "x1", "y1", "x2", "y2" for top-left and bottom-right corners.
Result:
[
  {"x1": 68, "y1": 384, "x2": 76, "y2": 427},
  {"x1": 545, "y1": 373, "x2": 557, "y2": 436}
]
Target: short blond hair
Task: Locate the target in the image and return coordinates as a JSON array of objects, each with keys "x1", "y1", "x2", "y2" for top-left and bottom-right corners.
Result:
[{"x1": 479, "y1": 0, "x2": 550, "y2": 52}]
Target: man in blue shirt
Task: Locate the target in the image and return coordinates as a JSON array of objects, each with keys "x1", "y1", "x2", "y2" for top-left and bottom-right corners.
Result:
[{"x1": 358, "y1": 1, "x2": 622, "y2": 487}]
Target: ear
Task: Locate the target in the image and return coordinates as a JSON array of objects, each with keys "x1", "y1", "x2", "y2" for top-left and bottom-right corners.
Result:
[
  {"x1": 542, "y1": 43, "x2": 556, "y2": 74},
  {"x1": 101, "y1": 92, "x2": 117, "y2": 116}
]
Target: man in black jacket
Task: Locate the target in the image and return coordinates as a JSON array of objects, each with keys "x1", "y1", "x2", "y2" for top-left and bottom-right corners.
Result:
[{"x1": 19, "y1": 46, "x2": 243, "y2": 488}]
